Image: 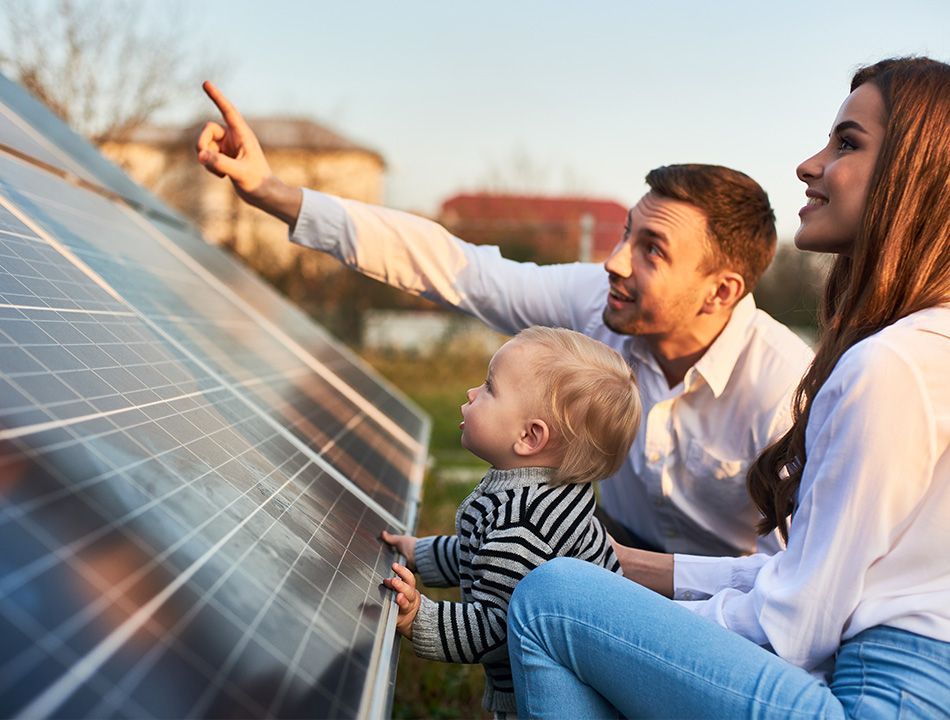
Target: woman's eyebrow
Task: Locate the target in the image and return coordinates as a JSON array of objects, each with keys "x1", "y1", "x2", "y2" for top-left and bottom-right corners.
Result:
[{"x1": 833, "y1": 119, "x2": 869, "y2": 135}]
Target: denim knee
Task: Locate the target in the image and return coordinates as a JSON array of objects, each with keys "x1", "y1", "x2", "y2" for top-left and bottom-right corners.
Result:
[{"x1": 510, "y1": 557, "x2": 583, "y2": 632}]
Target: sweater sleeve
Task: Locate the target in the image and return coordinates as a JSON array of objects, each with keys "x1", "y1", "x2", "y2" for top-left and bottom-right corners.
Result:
[
  {"x1": 414, "y1": 535, "x2": 460, "y2": 588},
  {"x1": 411, "y1": 525, "x2": 557, "y2": 663}
]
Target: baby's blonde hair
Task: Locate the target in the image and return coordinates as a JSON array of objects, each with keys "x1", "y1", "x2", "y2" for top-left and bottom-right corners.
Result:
[{"x1": 514, "y1": 326, "x2": 641, "y2": 486}]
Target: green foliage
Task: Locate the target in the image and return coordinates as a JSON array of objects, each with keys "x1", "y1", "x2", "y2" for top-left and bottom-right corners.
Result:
[
  {"x1": 364, "y1": 349, "x2": 493, "y2": 718},
  {"x1": 389, "y1": 468, "x2": 490, "y2": 720},
  {"x1": 363, "y1": 347, "x2": 494, "y2": 455},
  {"x1": 754, "y1": 244, "x2": 829, "y2": 333}
]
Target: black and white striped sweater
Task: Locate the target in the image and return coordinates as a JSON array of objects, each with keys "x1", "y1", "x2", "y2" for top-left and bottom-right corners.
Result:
[{"x1": 412, "y1": 466, "x2": 622, "y2": 713}]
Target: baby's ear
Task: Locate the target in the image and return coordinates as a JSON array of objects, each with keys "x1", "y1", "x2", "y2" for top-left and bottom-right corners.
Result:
[{"x1": 514, "y1": 419, "x2": 550, "y2": 457}]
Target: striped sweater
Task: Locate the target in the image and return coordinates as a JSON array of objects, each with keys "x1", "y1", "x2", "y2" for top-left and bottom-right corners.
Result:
[{"x1": 412, "y1": 466, "x2": 622, "y2": 713}]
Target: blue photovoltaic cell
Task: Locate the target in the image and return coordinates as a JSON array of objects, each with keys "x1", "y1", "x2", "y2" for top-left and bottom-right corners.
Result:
[{"x1": 0, "y1": 74, "x2": 428, "y2": 720}]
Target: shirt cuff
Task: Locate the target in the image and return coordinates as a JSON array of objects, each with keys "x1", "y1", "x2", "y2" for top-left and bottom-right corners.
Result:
[
  {"x1": 288, "y1": 188, "x2": 349, "y2": 252},
  {"x1": 410, "y1": 594, "x2": 444, "y2": 661},
  {"x1": 673, "y1": 552, "x2": 770, "y2": 600},
  {"x1": 672, "y1": 554, "x2": 733, "y2": 601}
]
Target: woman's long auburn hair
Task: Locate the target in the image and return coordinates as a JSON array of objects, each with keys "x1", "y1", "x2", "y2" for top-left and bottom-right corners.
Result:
[{"x1": 747, "y1": 57, "x2": 950, "y2": 542}]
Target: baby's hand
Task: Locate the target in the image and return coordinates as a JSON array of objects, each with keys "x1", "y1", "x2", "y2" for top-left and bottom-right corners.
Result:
[
  {"x1": 382, "y1": 562, "x2": 421, "y2": 639},
  {"x1": 380, "y1": 530, "x2": 417, "y2": 571}
]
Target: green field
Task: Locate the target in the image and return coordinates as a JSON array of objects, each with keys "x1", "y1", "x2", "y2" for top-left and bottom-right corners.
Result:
[{"x1": 364, "y1": 348, "x2": 494, "y2": 719}]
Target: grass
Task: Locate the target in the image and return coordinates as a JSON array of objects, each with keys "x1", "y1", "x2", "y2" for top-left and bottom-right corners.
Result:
[{"x1": 363, "y1": 346, "x2": 495, "y2": 719}]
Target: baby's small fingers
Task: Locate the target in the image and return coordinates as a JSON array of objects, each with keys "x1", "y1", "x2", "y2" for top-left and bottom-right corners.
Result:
[
  {"x1": 391, "y1": 563, "x2": 415, "y2": 584},
  {"x1": 390, "y1": 576, "x2": 413, "y2": 595},
  {"x1": 395, "y1": 593, "x2": 410, "y2": 610}
]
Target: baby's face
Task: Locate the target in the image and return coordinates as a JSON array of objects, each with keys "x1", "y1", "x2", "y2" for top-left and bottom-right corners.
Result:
[{"x1": 459, "y1": 339, "x2": 545, "y2": 467}]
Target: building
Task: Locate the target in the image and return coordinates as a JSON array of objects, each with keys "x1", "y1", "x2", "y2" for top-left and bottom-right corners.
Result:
[
  {"x1": 439, "y1": 193, "x2": 628, "y2": 264},
  {"x1": 101, "y1": 116, "x2": 385, "y2": 280}
]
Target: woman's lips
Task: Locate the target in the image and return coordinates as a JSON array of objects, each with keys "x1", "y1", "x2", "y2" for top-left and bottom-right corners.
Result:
[{"x1": 800, "y1": 194, "x2": 828, "y2": 217}]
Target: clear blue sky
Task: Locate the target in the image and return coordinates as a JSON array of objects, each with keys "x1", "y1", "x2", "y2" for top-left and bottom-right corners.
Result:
[{"x1": 36, "y1": 1, "x2": 950, "y2": 240}]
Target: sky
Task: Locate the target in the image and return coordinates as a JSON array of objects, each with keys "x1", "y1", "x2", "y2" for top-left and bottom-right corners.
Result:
[{"x1": 25, "y1": 1, "x2": 950, "y2": 240}]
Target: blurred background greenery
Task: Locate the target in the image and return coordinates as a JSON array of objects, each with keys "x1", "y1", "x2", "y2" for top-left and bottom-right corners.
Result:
[{"x1": 364, "y1": 348, "x2": 493, "y2": 719}]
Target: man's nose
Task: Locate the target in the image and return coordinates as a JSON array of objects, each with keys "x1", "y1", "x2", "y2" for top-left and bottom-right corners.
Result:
[{"x1": 604, "y1": 241, "x2": 633, "y2": 277}]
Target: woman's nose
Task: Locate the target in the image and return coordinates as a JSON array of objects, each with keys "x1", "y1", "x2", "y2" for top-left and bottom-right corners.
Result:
[{"x1": 796, "y1": 148, "x2": 823, "y2": 183}]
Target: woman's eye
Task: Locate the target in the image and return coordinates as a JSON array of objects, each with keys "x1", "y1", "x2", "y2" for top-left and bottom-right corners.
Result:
[{"x1": 837, "y1": 136, "x2": 857, "y2": 152}]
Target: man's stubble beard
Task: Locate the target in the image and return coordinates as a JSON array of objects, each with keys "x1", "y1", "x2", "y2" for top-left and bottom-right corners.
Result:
[{"x1": 602, "y1": 304, "x2": 647, "y2": 336}]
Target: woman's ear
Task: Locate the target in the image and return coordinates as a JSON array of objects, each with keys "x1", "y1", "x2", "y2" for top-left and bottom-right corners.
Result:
[{"x1": 513, "y1": 419, "x2": 550, "y2": 457}]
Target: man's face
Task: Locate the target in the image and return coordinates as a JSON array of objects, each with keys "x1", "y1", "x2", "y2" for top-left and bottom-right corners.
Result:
[{"x1": 602, "y1": 193, "x2": 716, "y2": 338}]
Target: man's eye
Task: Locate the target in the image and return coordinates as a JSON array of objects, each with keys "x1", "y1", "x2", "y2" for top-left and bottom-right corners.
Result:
[{"x1": 647, "y1": 244, "x2": 663, "y2": 258}]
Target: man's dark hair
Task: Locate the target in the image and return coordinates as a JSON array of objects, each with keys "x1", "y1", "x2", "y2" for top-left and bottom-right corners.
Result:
[{"x1": 645, "y1": 164, "x2": 777, "y2": 294}]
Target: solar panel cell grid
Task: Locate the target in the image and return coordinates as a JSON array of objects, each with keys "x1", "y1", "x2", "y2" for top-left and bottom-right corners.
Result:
[{"x1": 0, "y1": 76, "x2": 428, "y2": 718}]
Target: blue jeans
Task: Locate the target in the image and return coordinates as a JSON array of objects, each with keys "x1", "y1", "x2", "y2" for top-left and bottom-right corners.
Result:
[{"x1": 508, "y1": 558, "x2": 950, "y2": 719}]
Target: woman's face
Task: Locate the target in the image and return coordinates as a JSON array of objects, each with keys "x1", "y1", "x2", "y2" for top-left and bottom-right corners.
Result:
[{"x1": 794, "y1": 83, "x2": 887, "y2": 255}]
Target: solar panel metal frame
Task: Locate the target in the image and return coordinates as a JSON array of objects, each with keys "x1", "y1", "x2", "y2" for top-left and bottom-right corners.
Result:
[{"x1": 0, "y1": 73, "x2": 428, "y2": 719}]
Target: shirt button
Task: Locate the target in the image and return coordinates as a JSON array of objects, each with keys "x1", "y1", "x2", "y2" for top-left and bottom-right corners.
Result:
[
  {"x1": 648, "y1": 451, "x2": 661, "y2": 463},
  {"x1": 682, "y1": 591, "x2": 695, "y2": 600}
]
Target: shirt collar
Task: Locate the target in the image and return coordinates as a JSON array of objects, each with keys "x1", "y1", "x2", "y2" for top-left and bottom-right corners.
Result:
[
  {"x1": 690, "y1": 294, "x2": 757, "y2": 397},
  {"x1": 623, "y1": 294, "x2": 757, "y2": 398}
]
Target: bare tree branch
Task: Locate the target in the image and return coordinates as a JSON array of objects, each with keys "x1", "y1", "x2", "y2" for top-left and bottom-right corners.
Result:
[{"x1": 0, "y1": 0, "x2": 229, "y2": 144}]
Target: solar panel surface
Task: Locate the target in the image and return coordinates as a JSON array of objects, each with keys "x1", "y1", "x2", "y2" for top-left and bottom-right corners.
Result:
[{"x1": 0, "y1": 77, "x2": 428, "y2": 719}]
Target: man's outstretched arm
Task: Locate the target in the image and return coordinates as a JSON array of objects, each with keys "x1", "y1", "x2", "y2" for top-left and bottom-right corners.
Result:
[
  {"x1": 195, "y1": 81, "x2": 605, "y2": 335},
  {"x1": 196, "y1": 81, "x2": 303, "y2": 226}
]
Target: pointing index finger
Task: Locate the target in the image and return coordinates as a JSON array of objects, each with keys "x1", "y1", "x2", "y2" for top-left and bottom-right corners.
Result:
[{"x1": 202, "y1": 80, "x2": 248, "y2": 132}]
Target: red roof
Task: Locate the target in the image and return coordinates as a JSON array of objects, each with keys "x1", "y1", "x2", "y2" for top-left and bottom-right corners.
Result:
[{"x1": 439, "y1": 193, "x2": 627, "y2": 262}]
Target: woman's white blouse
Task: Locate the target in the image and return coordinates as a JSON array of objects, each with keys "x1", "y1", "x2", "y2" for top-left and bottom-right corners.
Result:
[{"x1": 673, "y1": 305, "x2": 950, "y2": 673}]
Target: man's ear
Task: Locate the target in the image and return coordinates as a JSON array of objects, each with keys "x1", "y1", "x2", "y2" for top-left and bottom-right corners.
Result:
[
  {"x1": 513, "y1": 419, "x2": 550, "y2": 457},
  {"x1": 701, "y1": 271, "x2": 745, "y2": 315}
]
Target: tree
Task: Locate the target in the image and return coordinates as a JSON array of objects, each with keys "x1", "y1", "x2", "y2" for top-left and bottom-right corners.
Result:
[
  {"x1": 754, "y1": 243, "x2": 829, "y2": 335},
  {"x1": 0, "y1": 0, "x2": 224, "y2": 144}
]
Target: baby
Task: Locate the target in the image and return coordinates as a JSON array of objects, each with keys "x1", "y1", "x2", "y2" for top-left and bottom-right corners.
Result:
[{"x1": 382, "y1": 326, "x2": 641, "y2": 717}]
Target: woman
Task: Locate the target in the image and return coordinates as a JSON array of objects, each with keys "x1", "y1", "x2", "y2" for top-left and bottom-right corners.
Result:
[{"x1": 507, "y1": 57, "x2": 950, "y2": 718}]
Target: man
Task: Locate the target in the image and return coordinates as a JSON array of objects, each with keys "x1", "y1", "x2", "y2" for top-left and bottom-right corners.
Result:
[{"x1": 196, "y1": 81, "x2": 813, "y2": 562}]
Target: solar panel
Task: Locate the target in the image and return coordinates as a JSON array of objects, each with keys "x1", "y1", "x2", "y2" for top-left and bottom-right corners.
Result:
[
  {"x1": 0, "y1": 73, "x2": 183, "y2": 223},
  {"x1": 0, "y1": 75, "x2": 428, "y2": 719}
]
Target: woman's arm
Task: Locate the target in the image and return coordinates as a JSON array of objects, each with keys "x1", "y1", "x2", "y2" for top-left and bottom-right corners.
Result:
[
  {"x1": 610, "y1": 540, "x2": 674, "y2": 598},
  {"x1": 689, "y1": 336, "x2": 940, "y2": 669}
]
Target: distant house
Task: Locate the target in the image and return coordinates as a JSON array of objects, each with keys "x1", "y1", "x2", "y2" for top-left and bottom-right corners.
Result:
[
  {"x1": 101, "y1": 117, "x2": 385, "y2": 277},
  {"x1": 439, "y1": 193, "x2": 628, "y2": 263}
]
